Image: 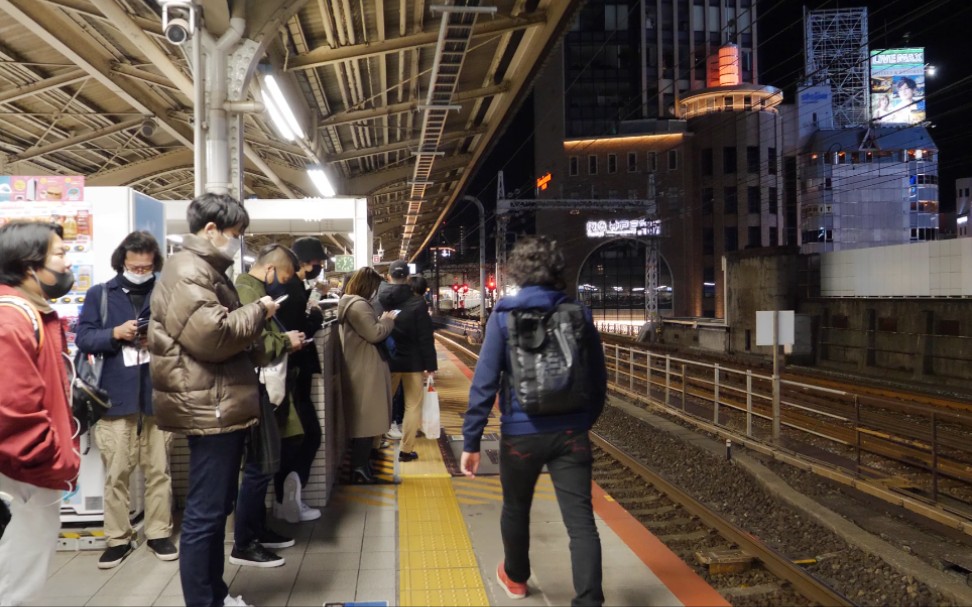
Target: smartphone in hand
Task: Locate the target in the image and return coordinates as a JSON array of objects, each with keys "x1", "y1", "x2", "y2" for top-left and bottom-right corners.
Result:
[{"x1": 273, "y1": 294, "x2": 289, "y2": 305}]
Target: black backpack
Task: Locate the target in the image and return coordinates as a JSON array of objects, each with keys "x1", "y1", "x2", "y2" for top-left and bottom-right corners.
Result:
[{"x1": 505, "y1": 302, "x2": 592, "y2": 416}]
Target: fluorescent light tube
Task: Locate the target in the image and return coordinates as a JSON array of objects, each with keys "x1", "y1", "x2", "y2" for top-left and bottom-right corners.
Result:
[
  {"x1": 263, "y1": 75, "x2": 304, "y2": 140},
  {"x1": 308, "y1": 168, "x2": 336, "y2": 197}
]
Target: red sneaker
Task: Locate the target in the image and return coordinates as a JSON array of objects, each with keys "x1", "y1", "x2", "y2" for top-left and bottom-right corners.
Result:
[{"x1": 496, "y1": 561, "x2": 528, "y2": 599}]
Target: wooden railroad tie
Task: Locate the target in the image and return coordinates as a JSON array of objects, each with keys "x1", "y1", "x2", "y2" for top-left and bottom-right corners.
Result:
[{"x1": 695, "y1": 548, "x2": 755, "y2": 575}]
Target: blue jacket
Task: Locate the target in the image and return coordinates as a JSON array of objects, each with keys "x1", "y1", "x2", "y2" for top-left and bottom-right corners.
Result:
[
  {"x1": 462, "y1": 285, "x2": 607, "y2": 452},
  {"x1": 75, "y1": 277, "x2": 153, "y2": 417}
]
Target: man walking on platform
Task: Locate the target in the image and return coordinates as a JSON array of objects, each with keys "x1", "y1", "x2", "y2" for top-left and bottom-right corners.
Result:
[{"x1": 460, "y1": 236, "x2": 607, "y2": 607}]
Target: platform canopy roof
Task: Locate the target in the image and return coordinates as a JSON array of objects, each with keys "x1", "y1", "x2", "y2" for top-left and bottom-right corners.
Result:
[{"x1": 0, "y1": 0, "x2": 580, "y2": 259}]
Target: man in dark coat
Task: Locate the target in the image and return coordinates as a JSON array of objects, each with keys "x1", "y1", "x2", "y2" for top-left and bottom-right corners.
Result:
[
  {"x1": 76, "y1": 231, "x2": 177, "y2": 569},
  {"x1": 380, "y1": 260, "x2": 437, "y2": 461}
]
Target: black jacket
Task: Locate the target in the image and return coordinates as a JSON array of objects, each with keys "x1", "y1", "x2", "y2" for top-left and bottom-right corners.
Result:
[
  {"x1": 378, "y1": 283, "x2": 437, "y2": 373},
  {"x1": 277, "y1": 276, "x2": 324, "y2": 375}
]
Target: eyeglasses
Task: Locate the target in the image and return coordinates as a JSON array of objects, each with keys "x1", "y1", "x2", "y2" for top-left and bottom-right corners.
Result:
[{"x1": 125, "y1": 264, "x2": 155, "y2": 275}]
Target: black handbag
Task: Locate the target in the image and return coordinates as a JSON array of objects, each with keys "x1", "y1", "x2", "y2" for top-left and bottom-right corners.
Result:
[
  {"x1": 72, "y1": 285, "x2": 113, "y2": 434},
  {"x1": 248, "y1": 387, "x2": 282, "y2": 475}
]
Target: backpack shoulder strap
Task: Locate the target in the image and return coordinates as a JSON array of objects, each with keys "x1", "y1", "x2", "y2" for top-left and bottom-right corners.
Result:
[
  {"x1": 98, "y1": 282, "x2": 108, "y2": 329},
  {"x1": 0, "y1": 295, "x2": 44, "y2": 353}
]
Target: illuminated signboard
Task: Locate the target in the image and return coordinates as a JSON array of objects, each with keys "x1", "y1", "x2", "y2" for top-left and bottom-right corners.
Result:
[
  {"x1": 586, "y1": 218, "x2": 661, "y2": 238},
  {"x1": 535, "y1": 172, "x2": 551, "y2": 192},
  {"x1": 870, "y1": 48, "x2": 925, "y2": 125}
]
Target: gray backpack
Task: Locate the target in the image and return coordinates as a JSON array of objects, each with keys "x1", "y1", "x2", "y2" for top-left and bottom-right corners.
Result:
[{"x1": 505, "y1": 302, "x2": 592, "y2": 416}]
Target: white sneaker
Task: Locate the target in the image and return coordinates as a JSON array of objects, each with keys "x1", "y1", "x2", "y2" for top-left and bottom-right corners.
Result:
[
  {"x1": 385, "y1": 423, "x2": 403, "y2": 440},
  {"x1": 224, "y1": 595, "x2": 252, "y2": 607},
  {"x1": 274, "y1": 472, "x2": 302, "y2": 524},
  {"x1": 298, "y1": 500, "x2": 321, "y2": 522}
]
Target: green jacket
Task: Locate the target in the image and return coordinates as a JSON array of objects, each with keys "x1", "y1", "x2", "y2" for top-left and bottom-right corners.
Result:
[{"x1": 235, "y1": 272, "x2": 304, "y2": 439}]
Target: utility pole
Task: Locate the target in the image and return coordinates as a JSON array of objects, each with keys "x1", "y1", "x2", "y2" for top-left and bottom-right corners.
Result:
[{"x1": 461, "y1": 195, "x2": 487, "y2": 331}]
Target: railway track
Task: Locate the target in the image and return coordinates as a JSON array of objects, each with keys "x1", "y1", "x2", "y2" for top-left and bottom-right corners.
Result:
[{"x1": 592, "y1": 434, "x2": 851, "y2": 606}]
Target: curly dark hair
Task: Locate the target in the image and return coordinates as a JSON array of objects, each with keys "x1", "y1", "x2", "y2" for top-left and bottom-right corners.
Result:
[
  {"x1": 506, "y1": 235, "x2": 565, "y2": 289},
  {"x1": 110, "y1": 231, "x2": 163, "y2": 274}
]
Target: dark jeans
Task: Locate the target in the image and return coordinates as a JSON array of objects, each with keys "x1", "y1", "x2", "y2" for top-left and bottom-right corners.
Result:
[
  {"x1": 273, "y1": 386, "x2": 322, "y2": 500},
  {"x1": 181, "y1": 431, "x2": 246, "y2": 607},
  {"x1": 391, "y1": 382, "x2": 404, "y2": 426},
  {"x1": 500, "y1": 430, "x2": 604, "y2": 607}
]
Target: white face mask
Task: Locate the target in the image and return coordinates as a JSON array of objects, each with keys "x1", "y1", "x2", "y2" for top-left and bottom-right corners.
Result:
[
  {"x1": 123, "y1": 271, "x2": 154, "y2": 285},
  {"x1": 219, "y1": 236, "x2": 241, "y2": 257}
]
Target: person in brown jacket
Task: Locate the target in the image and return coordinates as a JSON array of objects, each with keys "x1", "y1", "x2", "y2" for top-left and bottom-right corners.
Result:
[
  {"x1": 148, "y1": 193, "x2": 279, "y2": 607},
  {"x1": 337, "y1": 267, "x2": 397, "y2": 484}
]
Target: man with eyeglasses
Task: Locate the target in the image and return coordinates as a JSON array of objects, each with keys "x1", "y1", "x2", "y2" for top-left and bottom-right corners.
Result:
[{"x1": 76, "y1": 230, "x2": 177, "y2": 570}]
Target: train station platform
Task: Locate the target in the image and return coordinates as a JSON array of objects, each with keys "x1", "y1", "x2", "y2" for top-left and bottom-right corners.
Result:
[{"x1": 26, "y1": 343, "x2": 727, "y2": 607}]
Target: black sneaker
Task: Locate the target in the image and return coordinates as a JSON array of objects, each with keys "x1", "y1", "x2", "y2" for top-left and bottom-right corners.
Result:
[
  {"x1": 229, "y1": 541, "x2": 285, "y2": 568},
  {"x1": 257, "y1": 529, "x2": 295, "y2": 549},
  {"x1": 147, "y1": 537, "x2": 179, "y2": 561},
  {"x1": 98, "y1": 542, "x2": 133, "y2": 569},
  {"x1": 399, "y1": 451, "x2": 419, "y2": 462}
]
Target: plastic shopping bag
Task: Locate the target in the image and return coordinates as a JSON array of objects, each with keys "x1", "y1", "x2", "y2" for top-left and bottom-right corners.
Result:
[{"x1": 421, "y1": 376, "x2": 441, "y2": 440}]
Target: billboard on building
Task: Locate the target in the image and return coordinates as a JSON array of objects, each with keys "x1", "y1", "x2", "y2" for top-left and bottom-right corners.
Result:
[{"x1": 870, "y1": 48, "x2": 925, "y2": 125}]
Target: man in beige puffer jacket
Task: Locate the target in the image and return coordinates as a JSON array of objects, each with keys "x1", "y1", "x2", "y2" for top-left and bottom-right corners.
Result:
[{"x1": 148, "y1": 193, "x2": 279, "y2": 607}]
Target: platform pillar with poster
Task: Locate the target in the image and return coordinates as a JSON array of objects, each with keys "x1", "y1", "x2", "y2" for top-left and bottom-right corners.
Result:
[
  {"x1": 756, "y1": 310, "x2": 795, "y2": 443},
  {"x1": 0, "y1": 180, "x2": 166, "y2": 526}
]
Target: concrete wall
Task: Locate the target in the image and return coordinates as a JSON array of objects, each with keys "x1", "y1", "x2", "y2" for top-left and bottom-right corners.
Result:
[
  {"x1": 821, "y1": 239, "x2": 972, "y2": 297},
  {"x1": 724, "y1": 247, "x2": 801, "y2": 354}
]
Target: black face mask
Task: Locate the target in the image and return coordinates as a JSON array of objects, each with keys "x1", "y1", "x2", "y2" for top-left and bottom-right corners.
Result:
[
  {"x1": 265, "y1": 268, "x2": 289, "y2": 298},
  {"x1": 306, "y1": 264, "x2": 322, "y2": 280},
  {"x1": 36, "y1": 266, "x2": 75, "y2": 300}
]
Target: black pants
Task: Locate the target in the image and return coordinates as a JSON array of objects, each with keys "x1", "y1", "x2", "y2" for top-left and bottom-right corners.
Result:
[
  {"x1": 350, "y1": 437, "x2": 373, "y2": 471},
  {"x1": 273, "y1": 376, "x2": 322, "y2": 500},
  {"x1": 181, "y1": 431, "x2": 246, "y2": 607},
  {"x1": 499, "y1": 430, "x2": 604, "y2": 607}
]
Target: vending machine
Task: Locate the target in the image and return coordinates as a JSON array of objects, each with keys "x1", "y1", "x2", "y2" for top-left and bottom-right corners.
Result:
[{"x1": 0, "y1": 180, "x2": 166, "y2": 524}]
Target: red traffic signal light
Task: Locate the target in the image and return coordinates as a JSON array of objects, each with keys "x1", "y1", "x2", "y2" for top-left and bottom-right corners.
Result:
[
  {"x1": 452, "y1": 283, "x2": 459, "y2": 292},
  {"x1": 487, "y1": 280, "x2": 495, "y2": 290},
  {"x1": 462, "y1": 284, "x2": 469, "y2": 293}
]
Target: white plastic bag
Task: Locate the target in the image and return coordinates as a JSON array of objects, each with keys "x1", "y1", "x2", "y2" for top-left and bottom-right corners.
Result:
[
  {"x1": 258, "y1": 352, "x2": 288, "y2": 406},
  {"x1": 421, "y1": 375, "x2": 441, "y2": 439}
]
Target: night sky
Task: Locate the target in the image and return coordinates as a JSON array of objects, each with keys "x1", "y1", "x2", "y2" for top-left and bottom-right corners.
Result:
[{"x1": 441, "y1": 0, "x2": 972, "y2": 258}]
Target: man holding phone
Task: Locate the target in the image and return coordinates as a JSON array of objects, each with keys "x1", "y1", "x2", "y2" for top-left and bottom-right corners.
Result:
[
  {"x1": 231, "y1": 244, "x2": 306, "y2": 567},
  {"x1": 76, "y1": 231, "x2": 177, "y2": 569}
]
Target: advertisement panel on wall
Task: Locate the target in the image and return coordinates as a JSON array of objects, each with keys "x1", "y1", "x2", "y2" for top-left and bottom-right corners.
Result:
[{"x1": 870, "y1": 48, "x2": 925, "y2": 125}]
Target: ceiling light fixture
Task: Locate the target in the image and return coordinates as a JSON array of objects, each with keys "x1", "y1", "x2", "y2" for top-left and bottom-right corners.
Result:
[
  {"x1": 308, "y1": 167, "x2": 336, "y2": 197},
  {"x1": 261, "y1": 74, "x2": 304, "y2": 141}
]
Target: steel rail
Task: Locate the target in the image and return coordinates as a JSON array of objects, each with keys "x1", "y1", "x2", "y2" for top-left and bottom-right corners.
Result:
[{"x1": 590, "y1": 431, "x2": 855, "y2": 607}]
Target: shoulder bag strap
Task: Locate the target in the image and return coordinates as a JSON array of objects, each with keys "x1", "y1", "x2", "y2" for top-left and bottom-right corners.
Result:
[{"x1": 0, "y1": 295, "x2": 44, "y2": 354}]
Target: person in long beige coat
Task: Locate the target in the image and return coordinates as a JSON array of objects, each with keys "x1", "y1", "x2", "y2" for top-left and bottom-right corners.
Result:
[{"x1": 337, "y1": 267, "x2": 397, "y2": 484}]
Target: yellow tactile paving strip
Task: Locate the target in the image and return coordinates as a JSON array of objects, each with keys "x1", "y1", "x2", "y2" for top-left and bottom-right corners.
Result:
[
  {"x1": 397, "y1": 349, "x2": 489, "y2": 607},
  {"x1": 453, "y1": 474, "x2": 558, "y2": 505}
]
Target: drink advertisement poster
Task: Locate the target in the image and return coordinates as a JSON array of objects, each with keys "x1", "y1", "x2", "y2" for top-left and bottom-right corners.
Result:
[{"x1": 0, "y1": 178, "x2": 93, "y2": 352}]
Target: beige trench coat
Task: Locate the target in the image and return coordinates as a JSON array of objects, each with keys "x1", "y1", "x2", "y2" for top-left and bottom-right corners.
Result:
[{"x1": 337, "y1": 294, "x2": 394, "y2": 438}]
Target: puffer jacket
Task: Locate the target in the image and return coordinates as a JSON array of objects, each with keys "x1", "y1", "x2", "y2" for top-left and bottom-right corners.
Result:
[{"x1": 148, "y1": 234, "x2": 266, "y2": 435}]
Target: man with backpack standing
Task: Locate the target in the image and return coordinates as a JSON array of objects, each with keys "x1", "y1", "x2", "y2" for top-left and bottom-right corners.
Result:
[
  {"x1": 0, "y1": 222, "x2": 79, "y2": 605},
  {"x1": 460, "y1": 236, "x2": 607, "y2": 607}
]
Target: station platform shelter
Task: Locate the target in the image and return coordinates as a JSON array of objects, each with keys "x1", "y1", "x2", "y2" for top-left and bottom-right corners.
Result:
[{"x1": 27, "y1": 342, "x2": 727, "y2": 607}]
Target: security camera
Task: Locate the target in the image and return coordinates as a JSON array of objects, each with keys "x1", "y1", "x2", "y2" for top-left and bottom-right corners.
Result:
[
  {"x1": 159, "y1": 0, "x2": 198, "y2": 46},
  {"x1": 164, "y1": 17, "x2": 190, "y2": 45},
  {"x1": 139, "y1": 119, "x2": 157, "y2": 138}
]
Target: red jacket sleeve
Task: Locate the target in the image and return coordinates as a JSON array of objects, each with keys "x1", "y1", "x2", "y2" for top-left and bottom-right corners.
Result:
[{"x1": 0, "y1": 309, "x2": 59, "y2": 472}]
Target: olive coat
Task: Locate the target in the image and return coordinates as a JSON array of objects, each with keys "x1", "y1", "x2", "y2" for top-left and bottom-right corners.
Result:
[{"x1": 336, "y1": 294, "x2": 394, "y2": 438}]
